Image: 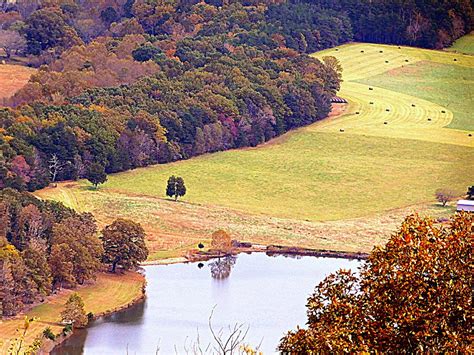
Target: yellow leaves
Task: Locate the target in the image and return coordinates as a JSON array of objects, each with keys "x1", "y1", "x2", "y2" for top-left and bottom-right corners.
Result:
[
  {"x1": 41, "y1": 112, "x2": 65, "y2": 127},
  {"x1": 89, "y1": 104, "x2": 110, "y2": 114}
]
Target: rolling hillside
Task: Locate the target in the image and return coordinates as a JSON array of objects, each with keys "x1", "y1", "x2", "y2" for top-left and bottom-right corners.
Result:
[{"x1": 36, "y1": 39, "x2": 474, "y2": 258}]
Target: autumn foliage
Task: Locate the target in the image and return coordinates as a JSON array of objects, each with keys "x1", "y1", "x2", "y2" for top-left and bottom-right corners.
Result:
[
  {"x1": 210, "y1": 229, "x2": 232, "y2": 253},
  {"x1": 279, "y1": 212, "x2": 473, "y2": 353}
]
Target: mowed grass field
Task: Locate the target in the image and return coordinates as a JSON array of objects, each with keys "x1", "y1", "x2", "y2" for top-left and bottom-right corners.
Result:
[
  {"x1": 447, "y1": 32, "x2": 474, "y2": 54},
  {"x1": 0, "y1": 272, "x2": 144, "y2": 353},
  {"x1": 37, "y1": 38, "x2": 474, "y2": 257},
  {"x1": 0, "y1": 64, "x2": 36, "y2": 99}
]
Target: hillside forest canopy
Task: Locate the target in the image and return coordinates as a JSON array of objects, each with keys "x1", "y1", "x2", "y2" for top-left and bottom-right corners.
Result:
[{"x1": 0, "y1": 0, "x2": 472, "y2": 191}]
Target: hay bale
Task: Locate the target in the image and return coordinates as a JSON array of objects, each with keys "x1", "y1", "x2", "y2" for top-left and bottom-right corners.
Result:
[
  {"x1": 468, "y1": 133, "x2": 472, "y2": 137},
  {"x1": 369, "y1": 102, "x2": 374, "y2": 105},
  {"x1": 405, "y1": 59, "x2": 409, "y2": 62},
  {"x1": 441, "y1": 110, "x2": 446, "y2": 113},
  {"x1": 386, "y1": 109, "x2": 390, "y2": 112},
  {"x1": 411, "y1": 104, "x2": 416, "y2": 107},
  {"x1": 369, "y1": 87, "x2": 373, "y2": 90},
  {"x1": 454, "y1": 58, "x2": 457, "y2": 61},
  {"x1": 427, "y1": 118, "x2": 432, "y2": 121},
  {"x1": 385, "y1": 60, "x2": 389, "y2": 63},
  {"x1": 384, "y1": 121, "x2": 388, "y2": 125},
  {"x1": 379, "y1": 50, "x2": 383, "y2": 53},
  {"x1": 361, "y1": 50, "x2": 364, "y2": 53},
  {"x1": 355, "y1": 111, "x2": 360, "y2": 114},
  {"x1": 340, "y1": 128, "x2": 345, "y2": 132}
]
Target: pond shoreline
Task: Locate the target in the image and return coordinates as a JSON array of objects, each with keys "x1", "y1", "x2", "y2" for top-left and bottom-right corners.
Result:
[
  {"x1": 143, "y1": 243, "x2": 369, "y2": 266},
  {"x1": 42, "y1": 275, "x2": 146, "y2": 354},
  {"x1": 48, "y1": 244, "x2": 365, "y2": 353}
]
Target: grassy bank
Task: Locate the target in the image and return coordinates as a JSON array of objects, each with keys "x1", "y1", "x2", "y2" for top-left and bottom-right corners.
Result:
[{"x1": 0, "y1": 271, "x2": 145, "y2": 353}]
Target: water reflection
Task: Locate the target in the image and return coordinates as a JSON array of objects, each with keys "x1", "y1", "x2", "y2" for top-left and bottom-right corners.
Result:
[
  {"x1": 53, "y1": 253, "x2": 361, "y2": 354},
  {"x1": 209, "y1": 255, "x2": 237, "y2": 279}
]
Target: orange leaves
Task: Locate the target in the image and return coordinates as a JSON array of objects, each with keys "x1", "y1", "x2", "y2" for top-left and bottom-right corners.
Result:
[{"x1": 280, "y1": 212, "x2": 473, "y2": 353}]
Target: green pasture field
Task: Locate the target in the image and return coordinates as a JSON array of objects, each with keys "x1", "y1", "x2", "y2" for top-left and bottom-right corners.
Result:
[{"x1": 37, "y1": 38, "x2": 474, "y2": 256}]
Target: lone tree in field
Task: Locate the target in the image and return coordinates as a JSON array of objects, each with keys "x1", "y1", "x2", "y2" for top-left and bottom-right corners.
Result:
[
  {"x1": 279, "y1": 212, "x2": 473, "y2": 353},
  {"x1": 435, "y1": 188, "x2": 456, "y2": 207},
  {"x1": 210, "y1": 229, "x2": 232, "y2": 253},
  {"x1": 101, "y1": 219, "x2": 149, "y2": 272},
  {"x1": 86, "y1": 163, "x2": 107, "y2": 189},
  {"x1": 467, "y1": 185, "x2": 474, "y2": 200},
  {"x1": 61, "y1": 293, "x2": 88, "y2": 328},
  {"x1": 166, "y1": 175, "x2": 186, "y2": 201}
]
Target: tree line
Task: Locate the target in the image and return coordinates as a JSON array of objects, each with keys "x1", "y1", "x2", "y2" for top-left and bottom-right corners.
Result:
[
  {"x1": 0, "y1": 40, "x2": 341, "y2": 191},
  {"x1": 0, "y1": 188, "x2": 148, "y2": 317},
  {"x1": 0, "y1": 0, "x2": 471, "y2": 191}
]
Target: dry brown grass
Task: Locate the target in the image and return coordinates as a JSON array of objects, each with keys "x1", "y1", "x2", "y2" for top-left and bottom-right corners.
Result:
[
  {"x1": 0, "y1": 64, "x2": 35, "y2": 100},
  {"x1": 36, "y1": 182, "x2": 457, "y2": 260}
]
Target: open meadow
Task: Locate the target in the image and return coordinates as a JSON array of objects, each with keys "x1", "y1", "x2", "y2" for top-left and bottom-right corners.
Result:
[
  {"x1": 447, "y1": 31, "x2": 474, "y2": 55},
  {"x1": 36, "y1": 39, "x2": 474, "y2": 259}
]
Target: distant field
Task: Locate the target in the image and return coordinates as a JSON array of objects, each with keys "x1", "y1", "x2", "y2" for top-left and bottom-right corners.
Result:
[
  {"x1": 0, "y1": 271, "x2": 144, "y2": 353},
  {"x1": 37, "y1": 38, "x2": 474, "y2": 258},
  {"x1": 0, "y1": 64, "x2": 36, "y2": 100},
  {"x1": 448, "y1": 32, "x2": 474, "y2": 54}
]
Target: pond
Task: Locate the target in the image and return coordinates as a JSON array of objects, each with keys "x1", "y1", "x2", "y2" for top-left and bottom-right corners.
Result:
[{"x1": 53, "y1": 253, "x2": 360, "y2": 354}]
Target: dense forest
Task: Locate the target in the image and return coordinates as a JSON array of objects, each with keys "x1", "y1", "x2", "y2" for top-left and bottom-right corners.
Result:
[
  {"x1": 0, "y1": 0, "x2": 472, "y2": 191},
  {"x1": 0, "y1": 188, "x2": 148, "y2": 316}
]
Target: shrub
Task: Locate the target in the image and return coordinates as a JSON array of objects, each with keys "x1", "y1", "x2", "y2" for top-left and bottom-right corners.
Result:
[{"x1": 43, "y1": 327, "x2": 56, "y2": 340}]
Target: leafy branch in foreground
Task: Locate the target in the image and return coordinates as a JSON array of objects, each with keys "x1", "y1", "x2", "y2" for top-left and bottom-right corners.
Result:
[
  {"x1": 279, "y1": 212, "x2": 473, "y2": 353},
  {"x1": 7, "y1": 317, "x2": 42, "y2": 355}
]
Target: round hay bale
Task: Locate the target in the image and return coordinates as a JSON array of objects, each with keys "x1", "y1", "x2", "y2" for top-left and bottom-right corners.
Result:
[
  {"x1": 411, "y1": 104, "x2": 416, "y2": 107},
  {"x1": 340, "y1": 128, "x2": 345, "y2": 132},
  {"x1": 385, "y1": 60, "x2": 389, "y2": 63},
  {"x1": 370, "y1": 102, "x2": 374, "y2": 104},
  {"x1": 355, "y1": 111, "x2": 360, "y2": 114},
  {"x1": 405, "y1": 59, "x2": 409, "y2": 62},
  {"x1": 361, "y1": 50, "x2": 364, "y2": 53},
  {"x1": 454, "y1": 58, "x2": 457, "y2": 61},
  {"x1": 369, "y1": 87, "x2": 373, "y2": 90},
  {"x1": 441, "y1": 110, "x2": 446, "y2": 113},
  {"x1": 427, "y1": 118, "x2": 432, "y2": 121},
  {"x1": 468, "y1": 133, "x2": 472, "y2": 137},
  {"x1": 386, "y1": 109, "x2": 390, "y2": 112},
  {"x1": 379, "y1": 50, "x2": 383, "y2": 53},
  {"x1": 384, "y1": 121, "x2": 388, "y2": 125}
]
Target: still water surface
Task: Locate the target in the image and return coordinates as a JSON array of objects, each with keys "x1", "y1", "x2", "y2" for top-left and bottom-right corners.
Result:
[{"x1": 53, "y1": 253, "x2": 360, "y2": 354}]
